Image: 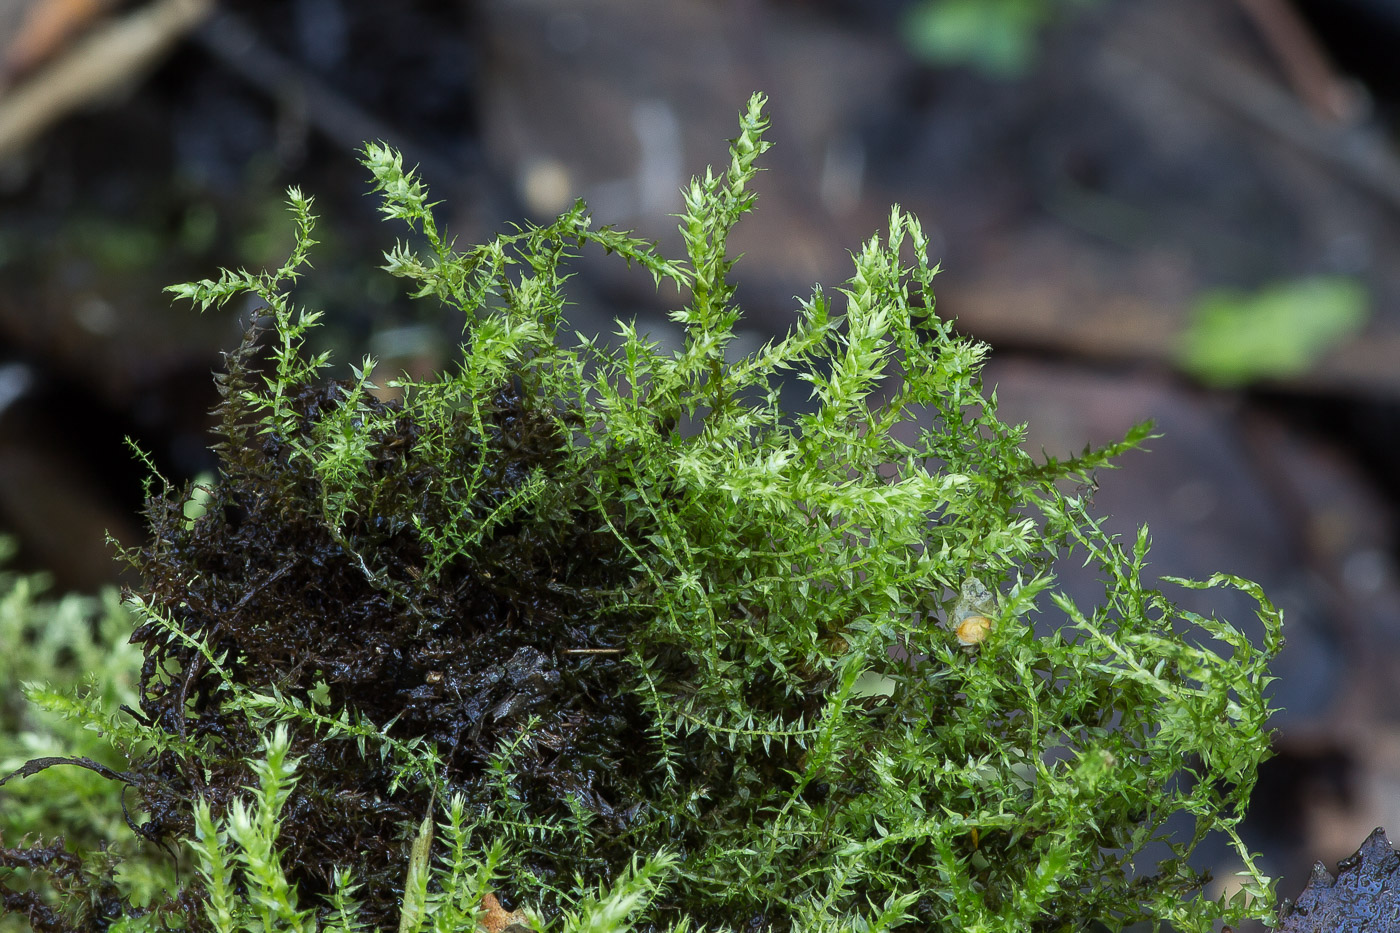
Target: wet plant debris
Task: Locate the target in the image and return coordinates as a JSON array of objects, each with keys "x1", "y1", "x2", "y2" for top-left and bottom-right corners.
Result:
[{"x1": 1274, "y1": 827, "x2": 1400, "y2": 932}]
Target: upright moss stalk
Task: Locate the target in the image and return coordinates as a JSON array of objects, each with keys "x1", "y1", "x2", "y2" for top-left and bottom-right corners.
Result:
[{"x1": 1, "y1": 94, "x2": 1280, "y2": 932}]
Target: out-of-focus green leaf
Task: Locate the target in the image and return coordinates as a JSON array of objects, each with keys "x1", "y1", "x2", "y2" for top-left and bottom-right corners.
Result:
[
  {"x1": 1176, "y1": 276, "x2": 1369, "y2": 387},
  {"x1": 901, "y1": 0, "x2": 1100, "y2": 77}
]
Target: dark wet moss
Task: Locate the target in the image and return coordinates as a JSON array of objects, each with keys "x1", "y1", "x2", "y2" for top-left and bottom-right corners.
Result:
[{"x1": 114, "y1": 330, "x2": 661, "y2": 928}]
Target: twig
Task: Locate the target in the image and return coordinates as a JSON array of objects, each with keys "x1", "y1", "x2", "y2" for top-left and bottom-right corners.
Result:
[
  {"x1": 0, "y1": 0, "x2": 212, "y2": 159},
  {"x1": 1233, "y1": 0, "x2": 1359, "y2": 124},
  {"x1": 0, "y1": 754, "x2": 136, "y2": 788},
  {"x1": 3, "y1": 0, "x2": 118, "y2": 84},
  {"x1": 1108, "y1": 12, "x2": 1400, "y2": 215}
]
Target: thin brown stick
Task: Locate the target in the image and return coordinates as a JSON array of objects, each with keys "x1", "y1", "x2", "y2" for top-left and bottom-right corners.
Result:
[
  {"x1": 1233, "y1": 0, "x2": 1359, "y2": 123},
  {"x1": 1109, "y1": 13, "x2": 1400, "y2": 213},
  {"x1": 0, "y1": 0, "x2": 212, "y2": 158}
]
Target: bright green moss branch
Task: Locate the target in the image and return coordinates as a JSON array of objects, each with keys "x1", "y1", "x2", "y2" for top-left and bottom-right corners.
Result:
[{"x1": 1, "y1": 93, "x2": 1281, "y2": 933}]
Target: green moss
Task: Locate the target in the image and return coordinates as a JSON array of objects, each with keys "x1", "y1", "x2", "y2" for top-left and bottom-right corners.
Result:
[
  {"x1": 0, "y1": 548, "x2": 177, "y2": 933},
  {"x1": 2, "y1": 94, "x2": 1280, "y2": 933}
]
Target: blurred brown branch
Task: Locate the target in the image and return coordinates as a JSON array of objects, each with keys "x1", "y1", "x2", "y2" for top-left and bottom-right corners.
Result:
[
  {"x1": 1233, "y1": 0, "x2": 1360, "y2": 124},
  {"x1": 0, "y1": 0, "x2": 211, "y2": 160}
]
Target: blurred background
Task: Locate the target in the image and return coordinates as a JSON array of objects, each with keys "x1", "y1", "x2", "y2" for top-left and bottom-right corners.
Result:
[{"x1": 0, "y1": 0, "x2": 1397, "y2": 923}]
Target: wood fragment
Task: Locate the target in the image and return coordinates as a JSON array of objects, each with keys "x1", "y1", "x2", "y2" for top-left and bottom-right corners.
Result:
[
  {"x1": 1232, "y1": 0, "x2": 1359, "y2": 124},
  {"x1": 0, "y1": 754, "x2": 136, "y2": 788},
  {"x1": 1109, "y1": 9, "x2": 1400, "y2": 212},
  {"x1": 3, "y1": 0, "x2": 115, "y2": 84},
  {"x1": 0, "y1": 0, "x2": 212, "y2": 159}
]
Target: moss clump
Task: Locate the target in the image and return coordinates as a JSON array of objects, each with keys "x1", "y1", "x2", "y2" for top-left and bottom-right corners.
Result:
[
  {"x1": 125, "y1": 359, "x2": 662, "y2": 930},
  {"x1": 2, "y1": 95, "x2": 1281, "y2": 933}
]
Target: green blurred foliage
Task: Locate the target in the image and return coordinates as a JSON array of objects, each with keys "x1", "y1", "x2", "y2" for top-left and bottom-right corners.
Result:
[
  {"x1": 0, "y1": 545, "x2": 173, "y2": 932},
  {"x1": 1176, "y1": 276, "x2": 1369, "y2": 387},
  {"x1": 901, "y1": 0, "x2": 1101, "y2": 77}
]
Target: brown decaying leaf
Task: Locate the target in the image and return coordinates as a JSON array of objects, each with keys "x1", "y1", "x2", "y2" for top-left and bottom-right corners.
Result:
[{"x1": 478, "y1": 893, "x2": 530, "y2": 933}]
